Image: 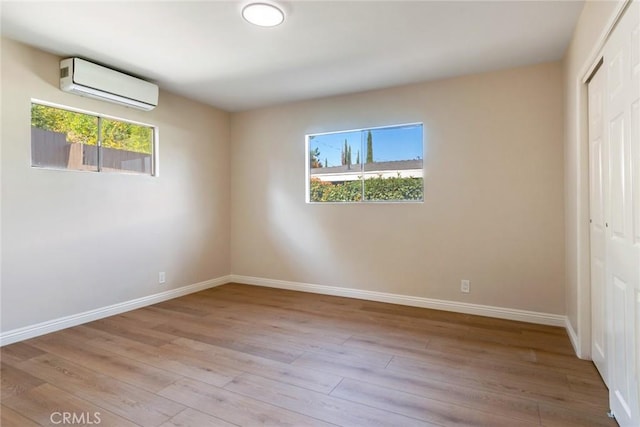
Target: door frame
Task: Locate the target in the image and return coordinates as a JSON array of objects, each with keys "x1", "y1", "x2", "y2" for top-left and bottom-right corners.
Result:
[{"x1": 570, "y1": 0, "x2": 630, "y2": 360}]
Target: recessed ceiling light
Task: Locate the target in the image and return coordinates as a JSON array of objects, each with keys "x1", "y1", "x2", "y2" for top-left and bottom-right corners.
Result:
[{"x1": 242, "y1": 3, "x2": 285, "y2": 27}]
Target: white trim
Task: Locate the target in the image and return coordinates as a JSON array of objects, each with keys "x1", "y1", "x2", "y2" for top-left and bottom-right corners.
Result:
[
  {"x1": 31, "y1": 98, "x2": 155, "y2": 128},
  {"x1": 312, "y1": 169, "x2": 423, "y2": 182},
  {"x1": 579, "y1": 0, "x2": 631, "y2": 85},
  {"x1": 0, "y1": 275, "x2": 231, "y2": 347},
  {"x1": 307, "y1": 122, "x2": 423, "y2": 138},
  {"x1": 566, "y1": 316, "x2": 584, "y2": 359},
  {"x1": 230, "y1": 275, "x2": 566, "y2": 327},
  {"x1": 574, "y1": 73, "x2": 592, "y2": 359}
]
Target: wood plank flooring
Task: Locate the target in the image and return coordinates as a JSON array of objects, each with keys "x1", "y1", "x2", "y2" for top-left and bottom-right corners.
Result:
[{"x1": 1, "y1": 283, "x2": 615, "y2": 426}]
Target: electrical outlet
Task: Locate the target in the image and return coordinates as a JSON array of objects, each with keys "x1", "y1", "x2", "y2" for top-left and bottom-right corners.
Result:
[
  {"x1": 461, "y1": 280, "x2": 470, "y2": 293},
  {"x1": 159, "y1": 272, "x2": 166, "y2": 284}
]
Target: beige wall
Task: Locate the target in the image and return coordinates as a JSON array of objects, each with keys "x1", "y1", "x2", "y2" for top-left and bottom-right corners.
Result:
[
  {"x1": 563, "y1": 0, "x2": 625, "y2": 357},
  {"x1": 230, "y1": 62, "x2": 565, "y2": 314},
  {"x1": 0, "y1": 38, "x2": 231, "y2": 332},
  {"x1": 0, "y1": 32, "x2": 576, "y2": 335}
]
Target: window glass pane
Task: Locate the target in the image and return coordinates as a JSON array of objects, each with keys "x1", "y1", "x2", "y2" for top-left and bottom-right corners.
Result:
[
  {"x1": 100, "y1": 118, "x2": 154, "y2": 174},
  {"x1": 309, "y1": 131, "x2": 363, "y2": 202},
  {"x1": 31, "y1": 103, "x2": 98, "y2": 171},
  {"x1": 363, "y1": 124, "x2": 423, "y2": 201},
  {"x1": 307, "y1": 123, "x2": 423, "y2": 203}
]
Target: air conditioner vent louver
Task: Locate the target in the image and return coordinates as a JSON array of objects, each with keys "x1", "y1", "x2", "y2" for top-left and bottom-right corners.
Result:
[{"x1": 59, "y1": 58, "x2": 158, "y2": 111}]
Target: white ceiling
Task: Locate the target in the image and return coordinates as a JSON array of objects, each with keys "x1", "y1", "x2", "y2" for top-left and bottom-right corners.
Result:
[{"x1": 1, "y1": 1, "x2": 584, "y2": 112}]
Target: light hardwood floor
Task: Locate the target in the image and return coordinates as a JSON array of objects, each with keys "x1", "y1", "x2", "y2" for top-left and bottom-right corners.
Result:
[{"x1": 1, "y1": 283, "x2": 615, "y2": 426}]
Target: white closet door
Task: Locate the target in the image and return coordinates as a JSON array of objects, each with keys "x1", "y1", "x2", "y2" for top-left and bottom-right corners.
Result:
[
  {"x1": 604, "y1": 1, "x2": 640, "y2": 425},
  {"x1": 589, "y1": 65, "x2": 608, "y2": 386}
]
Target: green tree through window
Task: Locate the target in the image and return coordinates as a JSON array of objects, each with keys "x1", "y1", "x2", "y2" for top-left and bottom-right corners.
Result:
[
  {"x1": 31, "y1": 104, "x2": 153, "y2": 154},
  {"x1": 31, "y1": 103, "x2": 155, "y2": 174}
]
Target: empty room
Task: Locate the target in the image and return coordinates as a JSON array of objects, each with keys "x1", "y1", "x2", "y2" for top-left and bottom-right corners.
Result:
[{"x1": 1, "y1": 0, "x2": 639, "y2": 426}]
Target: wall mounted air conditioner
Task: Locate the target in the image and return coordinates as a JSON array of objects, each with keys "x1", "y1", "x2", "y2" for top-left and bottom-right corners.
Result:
[{"x1": 60, "y1": 58, "x2": 159, "y2": 111}]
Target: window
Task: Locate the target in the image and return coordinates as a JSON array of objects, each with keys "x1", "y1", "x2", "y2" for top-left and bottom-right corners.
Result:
[
  {"x1": 30, "y1": 102, "x2": 156, "y2": 175},
  {"x1": 307, "y1": 123, "x2": 423, "y2": 203}
]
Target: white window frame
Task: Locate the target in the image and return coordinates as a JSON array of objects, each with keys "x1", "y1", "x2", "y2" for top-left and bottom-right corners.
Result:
[
  {"x1": 305, "y1": 122, "x2": 424, "y2": 204},
  {"x1": 30, "y1": 99, "x2": 159, "y2": 176}
]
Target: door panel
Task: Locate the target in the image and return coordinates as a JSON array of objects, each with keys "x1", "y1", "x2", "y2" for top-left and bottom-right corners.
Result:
[
  {"x1": 608, "y1": 114, "x2": 626, "y2": 239},
  {"x1": 637, "y1": 290, "x2": 640, "y2": 404},
  {"x1": 632, "y1": 18, "x2": 640, "y2": 249},
  {"x1": 632, "y1": 99, "x2": 639, "y2": 246},
  {"x1": 603, "y1": 2, "x2": 640, "y2": 425},
  {"x1": 589, "y1": 65, "x2": 608, "y2": 384},
  {"x1": 631, "y1": 11, "x2": 640, "y2": 410},
  {"x1": 612, "y1": 275, "x2": 631, "y2": 417},
  {"x1": 593, "y1": 257, "x2": 607, "y2": 368}
]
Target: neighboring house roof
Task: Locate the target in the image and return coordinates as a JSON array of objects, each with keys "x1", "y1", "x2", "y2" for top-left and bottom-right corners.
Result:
[{"x1": 310, "y1": 159, "x2": 422, "y2": 175}]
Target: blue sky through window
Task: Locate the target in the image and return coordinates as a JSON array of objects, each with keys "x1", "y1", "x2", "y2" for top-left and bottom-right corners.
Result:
[{"x1": 309, "y1": 123, "x2": 423, "y2": 168}]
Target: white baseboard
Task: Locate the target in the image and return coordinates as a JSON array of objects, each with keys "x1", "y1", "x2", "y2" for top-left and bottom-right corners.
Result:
[
  {"x1": 0, "y1": 275, "x2": 231, "y2": 346},
  {"x1": 565, "y1": 317, "x2": 584, "y2": 359},
  {"x1": 1, "y1": 274, "x2": 569, "y2": 347},
  {"x1": 229, "y1": 275, "x2": 567, "y2": 327}
]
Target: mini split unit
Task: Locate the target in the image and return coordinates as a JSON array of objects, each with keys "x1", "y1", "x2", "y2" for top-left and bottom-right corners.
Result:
[{"x1": 60, "y1": 58, "x2": 159, "y2": 111}]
